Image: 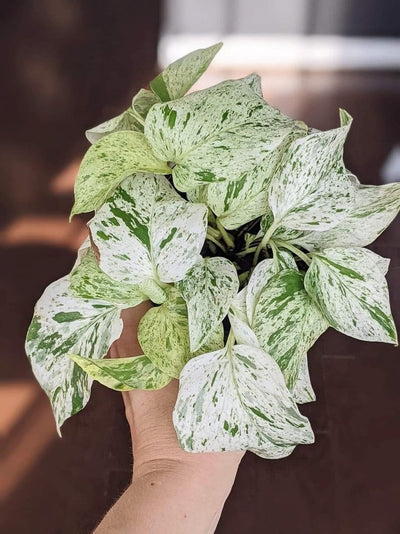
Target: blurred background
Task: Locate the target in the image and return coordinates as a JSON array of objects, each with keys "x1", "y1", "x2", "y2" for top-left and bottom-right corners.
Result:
[{"x1": 1, "y1": 1, "x2": 400, "y2": 532}]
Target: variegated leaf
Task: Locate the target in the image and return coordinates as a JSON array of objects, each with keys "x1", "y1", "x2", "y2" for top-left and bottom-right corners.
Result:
[
  {"x1": 137, "y1": 287, "x2": 224, "y2": 377},
  {"x1": 69, "y1": 354, "x2": 171, "y2": 391},
  {"x1": 193, "y1": 323, "x2": 225, "y2": 356},
  {"x1": 243, "y1": 72, "x2": 263, "y2": 97},
  {"x1": 268, "y1": 110, "x2": 355, "y2": 231},
  {"x1": 89, "y1": 174, "x2": 208, "y2": 291},
  {"x1": 149, "y1": 42, "x2": 222, "y2": 101},
  {"x1": 294, "y1": 183, "x2": 400, "y2": 250},
  {"x1": 261, "y1": 209, "x2": 304, "y2": 242},
  {"x1": 173, "y1": 343, "x2": 314, "y2": 457},
  {"x1": 137, "y1": 289, "x2": 190, "y2": 378},
  {"x1": 177, "y1": 257, "x2": 239, "y2": 352},
  {"x1": 292, "y1": 354, "x2": 316, "y2": 404},
  {"x1": 71, "y1": 131, "x2": 170, "y2": 216},
  {"x1": 272, "y1": 247, "x2": 298, "y2": 271},
  {"x1": 132, "y1": 88, "x2": 160, "y2": 120},
  {"x1": 145, "y1": 78, "x2": 307, "y2": 192},
  {"x1": 253, "y1": 269, "x2": 329, "y2": 389},
  {"x1": 246, "y1": 253, "x2": 297, "y2": 325},
  {"x1": 25, "y1": 276, "x2": 123, "y2": 431},
  {"x1": 85, "y1": 110, "x2": 142, "y2": 144},
  {"x1": 228, "y1": 312, "x2": 260, "y2": 347},
  {"x1": 246, "y1": 259, "x2": 277, "y2": 325},
  {"x1": 304, "y1": 247, "x2": 397, "y2": 344},
  {"x1": 70, "y1": 249, "x2": 145, "y2": 307}
]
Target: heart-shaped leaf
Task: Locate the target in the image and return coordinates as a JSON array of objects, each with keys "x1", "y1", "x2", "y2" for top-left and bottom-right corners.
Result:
[
  {"x1": 268, "y1": 110, "x2": 355, "y2": 231},
  {"x1": 138, "y1": 289, "x2": 190, "y2": 378},
  {"x1": 253, "y1": 269, "x2": 329, "y2": 389},
  {"x1": 85, "y1": 110, "x2": 142, "y2": 144},
  {"x1": 150, "y1": 42, "x2": 222, "y2": 101},
  {"x1": 294, "y1": 183, "x2": 400, "y2": 250},
  {"x1": 71, "y1": 131, "x2": 170, "y2": 217},
  {"x1": 25, "y1": 276, "x2": 123, "y2": 431},
  {"x1": 173, "y1": 343, "x2": 314, "y2": 457},
  {"x1": 69, "y1": 354, "x2": 171, "y2": 391},
  {"x1": 89, "y1": 174, "x2": 208, "y2": 292},
  {"x1": 70, "y1": 248, "x2": 145, "y2": 307},
  {"x1": 304, "y1": 247, "x2": 397, "y2": 343},
  {"x1": 145, "y1": 78, "x2": 307, "y2": 192},
  {"x1": 177, "y1": 257, "x2": 239, "y2": 352}
]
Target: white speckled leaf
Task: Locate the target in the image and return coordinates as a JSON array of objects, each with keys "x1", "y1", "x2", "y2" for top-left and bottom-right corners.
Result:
[
  {"x1": 253, "y1": 269, "x2": 329, "y2": 389},
  {"x1": 70, "y1": 249, "x2": 145, "y2": 307},
  {"x1": 145, "y1": 78, "x2": 307, "y2": 192},
  {"x1": 261, "y1": 209, "x2": 304, "y2": 242},
  {"x1": 294, "y1": 183, "x2": 400, "y2": 250},
  {"x1": 243, "y1": 72, "x2": 263, "y2": 97},
  {"x1": 228, "y1": 312, "x2": 260, "y2": 347},
  {"x1": 85, "y1": 110, "x2": 142, "y2": 144},
  {"x1": 292, "y1": 354, "x2": 316, "y2": 404},
  {"x1": 132, "y1": 88, "x2": 160, "y2": 120},
  {"x1": 173, "y1": 343, "x2": 314, "y2": 456},
  {"x1": 304, "y1": 247, "x2": 397, "y2": 344},
  {"x1": 150, "y1": 42, "x2": 222, "y2": 101},
  {"x1": 193, "y1": 323, "x2": 225, "y2": 356},
  {"x1": 151, "y1": 201, "x2": 208, "y2": 283},
  {"x1": 89, "y1": 174, "x2": 207, "y2": 292},
  {"x1": 268, "y1": 110, "x2": 355, "y2": 230},
  {"x1": 177, "y1": 257, "x2": 239, "y2": 352},
  {"x1": 69, "y1": 354, "x2": 171, "y2": 391},
  {"x1": 137, "y1": 289, "x2": 191, "y2": 378},
  {"x1": 272, "y1": 247, "x2": 298, "y2": 271},
  {"x1": 25, "y1": 276, "x2": 123, "y2": 432},
  {"x1": 230, "y1": 287, "x2": 248, "y2": 321},
  {"x1": 71, "y1": 131, "x2": 170, "y2": 216},
  {"x1": 246, "y1": 259, "x2": 277, "y2": 324}
]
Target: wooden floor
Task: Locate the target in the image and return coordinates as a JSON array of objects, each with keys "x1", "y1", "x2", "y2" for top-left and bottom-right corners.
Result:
[{"x1": 1, "y1": 6, "x2": 400, "y2": 533}]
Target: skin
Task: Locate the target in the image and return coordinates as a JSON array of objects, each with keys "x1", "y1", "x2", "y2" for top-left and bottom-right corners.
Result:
[{"x1": 94, "y1": 302, "x2": 244, "y2": 534}]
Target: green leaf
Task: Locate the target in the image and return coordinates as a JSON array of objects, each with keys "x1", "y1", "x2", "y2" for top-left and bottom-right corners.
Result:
[
  {"x1": 268, "y1": 110, "x2": 355, "y2": 231},
  {"x1": 25, "y1": 276, "x2": 123, "y2": 432},
  {"x1": 145, "y1": 78, "x2": 307, "y2": 192},
  {"x1": 69, "y1": 354, "x2": 171, "y2": 391},
  {"x1": 70, "y1": 249, "x2": 145, "y2": 307},
  {"x1": 137, "y1": 289, "x2": 191, "y2": 378},
  {"x1": 85, "y1": 110, "x2": 142, "y2": 144},
  {"x1": 253, "y1": 269, "x2": 329, "y2": 389},
  {"x1": 177, "y1": 257, "x2": 239, "y2": 352},
  {"x1": 304, "y1": 247, "x2": 398, "y2": 344},
  {"x1": 149, "y1": 42, "x2": 223, "y2": 101},
  {"x1": 294, "y1": 183, "x2": 400, "y2": 250},
  {"x1": 89, "y1": 174, "x2": 208, "y2": 290},
  {"x1": 292, "y1": 354, "x2": 316, "y2": 404},
  {"x1": 173, "y1": 343, "x2": 314, "y2": 457},
  {"x1": 71, "y1": 131, "x2": 170, "y2": 217}
]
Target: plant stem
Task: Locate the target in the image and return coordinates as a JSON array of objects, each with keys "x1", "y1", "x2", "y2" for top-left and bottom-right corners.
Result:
[
  {"x1": 252, "y1": 221, "x2": 279, "y2": 266},
  {"x1": 236, "y1": 246, "x2": 257, "y2": 258},
  {"x1": 273, "y1": 239, "x2": 312, "y2": 266},
  {"x1": 216, "y1": 218, "x2": 235, "y2": 249},
  {"x1": 227, "y1": 329, "x2": 235, "y2": 350},
  {"x1": 206, "y1": 233, "x2": 227, "y2": 253},
  {"x1": 238, "y1": 270, "x2": 250, "y2": 284},
  {"x1": 207, "y1": 226, "x2": 221, "y2": 240}
]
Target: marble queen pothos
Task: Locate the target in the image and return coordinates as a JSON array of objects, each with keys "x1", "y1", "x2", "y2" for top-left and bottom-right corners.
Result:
[{"x1": 26, "y1": 43, "x2": 399, "y2": 457}]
